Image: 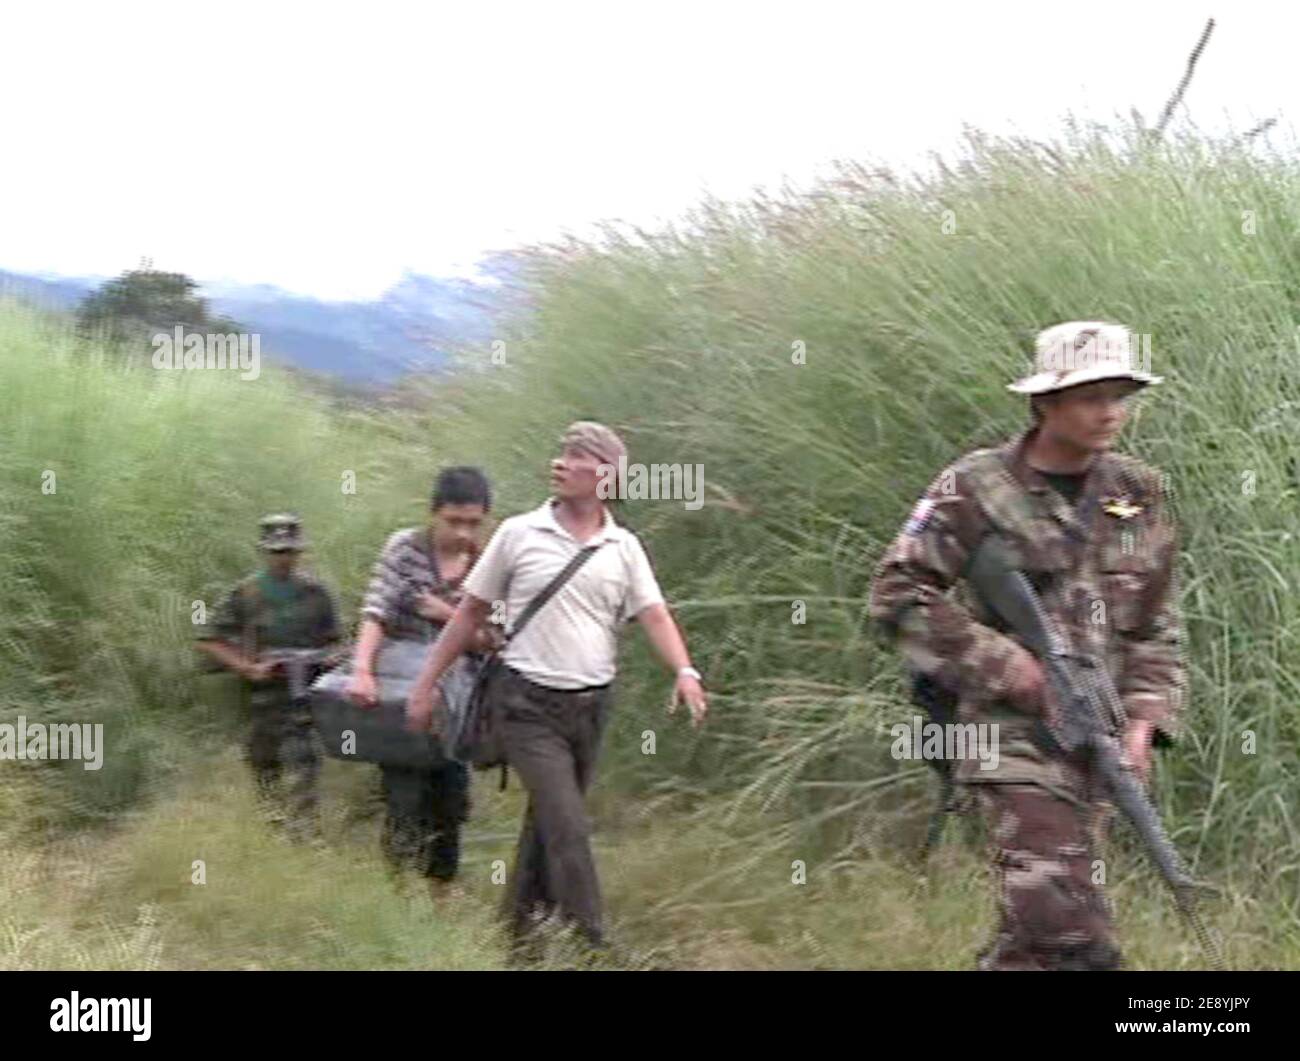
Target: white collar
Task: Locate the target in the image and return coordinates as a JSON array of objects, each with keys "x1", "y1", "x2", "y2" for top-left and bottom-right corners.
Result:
[{"x1": 527, "y1": 498, "x2": 625, "y2": 544}]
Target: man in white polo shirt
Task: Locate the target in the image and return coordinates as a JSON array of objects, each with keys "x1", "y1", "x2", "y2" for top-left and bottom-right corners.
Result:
[{"x1": 406, "y1": 421, "x2": 708, "y2": 953}]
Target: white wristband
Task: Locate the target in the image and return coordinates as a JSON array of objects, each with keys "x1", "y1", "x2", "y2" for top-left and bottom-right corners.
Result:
[{"x1": 678, "y1": 666, "x2": 702, "y2": 682}]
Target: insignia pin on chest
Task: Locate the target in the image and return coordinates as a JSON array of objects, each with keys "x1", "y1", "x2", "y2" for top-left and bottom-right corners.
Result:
[{"x1": 1101, "y1": 497, "x2": 1142, "y2": 520}]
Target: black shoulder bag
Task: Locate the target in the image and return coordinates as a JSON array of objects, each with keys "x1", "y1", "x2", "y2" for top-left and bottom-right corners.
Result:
[{"x1": 454, "y1": 542, "x2": 605, "y2": 787}]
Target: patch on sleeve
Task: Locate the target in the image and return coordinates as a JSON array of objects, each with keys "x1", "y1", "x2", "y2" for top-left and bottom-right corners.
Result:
[{"x1": 903, "y1": 498, "x2": 937, "y2": 536}]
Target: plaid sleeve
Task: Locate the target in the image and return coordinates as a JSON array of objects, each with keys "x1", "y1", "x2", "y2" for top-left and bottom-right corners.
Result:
[{"x1": 361, "y1": 530, "x2": 411, "y2": 628}]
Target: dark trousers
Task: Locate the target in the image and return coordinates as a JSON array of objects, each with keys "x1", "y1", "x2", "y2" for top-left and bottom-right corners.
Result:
[
  {"x1": 496, "y1": 666, "x2": 614, "y2": 946},
  {"x1": 379, "y1": 760, "x2": 469, "y2": 880}
]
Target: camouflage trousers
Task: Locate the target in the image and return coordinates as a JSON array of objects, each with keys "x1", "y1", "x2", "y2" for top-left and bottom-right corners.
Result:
[
  {"x1": 247, "y1": 690, "x2": 320, "y2": 837},
  {"x1": 975, "y1": 779, "x2": 1120, "y2": 971}
]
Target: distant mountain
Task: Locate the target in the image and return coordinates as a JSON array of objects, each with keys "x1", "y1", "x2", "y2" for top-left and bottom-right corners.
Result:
[
  {"x1": 0, "y1": 269, "x2": 99, "y2": 311},
  {"x1": 0, "y1": 262, "x2": 518, "y2": 383}
]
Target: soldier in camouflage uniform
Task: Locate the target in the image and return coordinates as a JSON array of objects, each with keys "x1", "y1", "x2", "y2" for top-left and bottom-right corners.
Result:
[
  {"x1": 870, "y1": 322, "x2": 1186, "y2": 971},
  {"x1": 196, "y1": 515, "x2": 342, "y2": 838}
]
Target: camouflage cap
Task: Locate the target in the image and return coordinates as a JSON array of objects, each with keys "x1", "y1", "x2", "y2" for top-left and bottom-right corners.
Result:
[
  {"x1": 1009, "y1": 321, "x2": 1163, "y2": 395},
  {"x1": 259, "y1": 513, "x2": 306, "y2": 552}
]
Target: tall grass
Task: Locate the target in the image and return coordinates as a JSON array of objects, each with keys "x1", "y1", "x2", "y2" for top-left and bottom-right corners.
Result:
[
  {"x1": 4, "y1": 119, "x2": 1300, "y2": 967},
  {"x1": 433, "y1": 121, "x2": 1300, "y2": 938}
]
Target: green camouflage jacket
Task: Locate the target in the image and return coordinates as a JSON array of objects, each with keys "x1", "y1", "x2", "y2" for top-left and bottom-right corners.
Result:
[
  {"x1": 197, "y1": 570, "x2": 341, "y2": 661},
  {"x1": 869, "y1": 429, "x2": 1185, "y2": 793}
]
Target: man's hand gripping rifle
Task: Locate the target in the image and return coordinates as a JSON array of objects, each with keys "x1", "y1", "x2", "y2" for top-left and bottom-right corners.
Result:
[{"x1": 967, "y1": 534, "x2": 1222, "y2": 969}]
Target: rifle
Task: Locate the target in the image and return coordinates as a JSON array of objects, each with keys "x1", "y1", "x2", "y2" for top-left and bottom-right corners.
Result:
[
  {"x1": 966, "y1": 534, "x2": 1222, "y2": 969},
  {"x1": 911, "y1": 671, "x2": 961, "y2": 863},
  {"x1": 257, "y1": 648, "x2": 341, "y2": 702}
]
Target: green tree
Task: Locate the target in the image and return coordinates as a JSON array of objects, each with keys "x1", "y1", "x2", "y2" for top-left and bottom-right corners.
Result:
[{"x1": 76, "y1": 262, "x2": 240, "y2": 346}]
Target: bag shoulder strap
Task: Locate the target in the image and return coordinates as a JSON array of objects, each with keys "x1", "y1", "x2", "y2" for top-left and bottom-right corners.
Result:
[{"x1": 504, "y1": 542, "x2": 604, "y2": 644}]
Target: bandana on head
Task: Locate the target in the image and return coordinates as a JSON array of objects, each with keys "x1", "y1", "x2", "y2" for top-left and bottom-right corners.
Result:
[{"x1": 562, "y1": 421, "x2": 627, "y2": 469}]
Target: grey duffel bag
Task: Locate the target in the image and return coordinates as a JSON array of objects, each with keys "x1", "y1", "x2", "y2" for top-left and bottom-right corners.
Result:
[{"x1": 310, "y1": 638, "x2": 478, "y2": 769}]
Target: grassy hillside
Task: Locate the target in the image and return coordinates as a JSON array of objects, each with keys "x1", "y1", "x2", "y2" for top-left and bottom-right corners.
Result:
[{"x1": 3, "y1": 121, "x2": 1299, "y2": 968}]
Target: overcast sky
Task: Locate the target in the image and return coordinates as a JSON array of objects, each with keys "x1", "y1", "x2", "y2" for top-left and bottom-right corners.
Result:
[{"x1": 0, "y1": 1, "x2": 1288, "y2": 300}]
